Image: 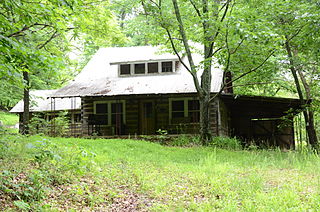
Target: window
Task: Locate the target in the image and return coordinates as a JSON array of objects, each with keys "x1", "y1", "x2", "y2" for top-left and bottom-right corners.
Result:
[
  {"x1": 148, "y1": 62, "x2": 158, "y2": 73},
  {"x1": 96, "y1": 103, "x2": 108, "y2": 114},
  {"x1": 95, "y1": 103, "x2": 108, "y2": 125},
  {"x1": 94, "y1": 101, "x2": 125, "y2": 125},
  {"x1": 188, "y1": 100, "x2": 200, "y2": 122},
  {"x1": 175, "y1": 61, "x2": 180, "y2": 70},
  {"x1": 120, "y1": 64, "x2": 130, "y2": 75},
  {"x1": 118, "y1": 60, "x2": 177, "y2": 76},
  {"x1": 169, "y1": 98, "x2": 200, "y2": 123},
  {"x1": 161, "y1": 61, "x2": 173, "y2": 72},
  {"x1": 172, "y1": 100, "x2": 185, "y2": 118},
  {"x1": 111, "y1": 103, "x2": 123, "y2": 125},
  {"x1": 134, "y1": 63, "x2": 145, "y2": 74},
  {"x1": 73, "y1": 113, "x2": 81, "y2": 123}
]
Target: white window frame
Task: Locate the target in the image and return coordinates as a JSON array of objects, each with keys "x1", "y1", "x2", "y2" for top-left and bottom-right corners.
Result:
[
  {"x1": 117, "y1": 60, "x2": 178, "y2": 76},
  {"x1": 168, "y1": 97, "x2": 199, "y2": 124},
  {"x1": 93, "y1": 100, "x2": 126, "y2": 125}
]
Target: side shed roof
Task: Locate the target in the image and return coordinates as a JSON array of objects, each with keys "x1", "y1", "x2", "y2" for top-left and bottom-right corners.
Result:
[
  {"x1": 220, "y1": 94, "x2": 302, "y2": 118},
  {"x1": 10, "y1": 90, "x2": 81, "y2": 113}
]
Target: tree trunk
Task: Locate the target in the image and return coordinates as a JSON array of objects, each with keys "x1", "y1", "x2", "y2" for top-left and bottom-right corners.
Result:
[
  {"x1": 22, "y1": 71, "x2": 30, "y2": 135},
  {"x1": 199, "y1": 57, "x2": 213, "y2": 145},
  {"x1": 297, "y1": 69, "x2": 318, "y2": 149},
  {"x1": 199, "y1": 94, "x2": 211, "y2": 145},
  {"x1": 285, "y1": 39, "x2": 318, "y2": 149}
]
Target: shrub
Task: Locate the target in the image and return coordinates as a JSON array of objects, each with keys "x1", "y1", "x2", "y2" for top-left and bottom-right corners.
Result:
[
  {"x1": 29, "y1": 112, "x2": 70, "y2": 137},
  {"x1": 209, "y1": 136, "x2": 242, "y2": 150},
  {"x1": 49, "y1": 112, "x2": 69, "y2": 137},
  {"x1": 171, "y1": 134, "x2": 201, "y2": 147},
  {"x1": 29, "y1": 113, "x2": 50, "y2": 135}
]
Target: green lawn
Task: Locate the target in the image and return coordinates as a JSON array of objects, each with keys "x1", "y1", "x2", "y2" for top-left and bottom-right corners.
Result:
[
  {"x1": 0, "y1": 111, "x2": 18, "y2": 126},
  {"x1": 1, "y1": 135, "x2": 320, "y2": 211}
]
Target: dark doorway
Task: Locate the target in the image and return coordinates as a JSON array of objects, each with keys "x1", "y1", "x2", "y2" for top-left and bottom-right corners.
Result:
[{"x1": 140, "y1": 101, "x2": 155, "y2": 134}]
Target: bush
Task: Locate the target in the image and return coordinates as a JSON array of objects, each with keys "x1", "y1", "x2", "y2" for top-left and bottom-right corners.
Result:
[
  {"x1": 209, "y1": 136, "x2": 242, "y2": 150},
  {"x1": 29, "y1": 113, "x2": 50, "y2": 135},
  {"x1": 49, "y1": 112, "x2": 69, "y2": 137},
  {"x1": 171, "y1": 134, "x2": 201, "y2": 147},
  {"x1": 29, "y1": 112, "x2": 70, "y2": 137}
]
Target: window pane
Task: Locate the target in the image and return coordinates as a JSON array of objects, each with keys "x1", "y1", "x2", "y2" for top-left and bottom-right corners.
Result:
[
  {"x1": 188, "y1": 100, "x2": 200, "y2": 110},
  {"x1": 189, "y1": 112, "x2": 200, "y2": 122},
  {"x1": 120, "y1": 64, "x2": 130, "y2": 75},
  {"x1": 96, "y1": 103, "x2": 108, "y2": 114},
  {"x1": 134, "y1": 63, "x2": 145, "y2": 74},
  {"x1": 95, "y1": 115, "x2": 108, "y2": 125},
  {"x1": 162, "y1": 61, "x2": 172, "y2": 72},
  {"x1": 172, "y1": 100, "x2": 184, "y2": 111},
  {"x1": 111, "y1": 114, "x2": 123, "y2": 124},
  {"x1": 148, "y1": 62, "x2": 158, "y2": 73},
  {"x1": 175, "y1": 61, "x2": 180, "y2": 70},
  {"x1": 111, "y1": 103, "x2": 123, "y2": 113},
  {"x1": 74, "y1": 114, "x2": 81, "y2": 123},
  {"x1": 144, "y1": 102, "x2": 153, "y2": 118},
  {"x1": 172, "y1": 112, "x2": 184, "y2": 118}
]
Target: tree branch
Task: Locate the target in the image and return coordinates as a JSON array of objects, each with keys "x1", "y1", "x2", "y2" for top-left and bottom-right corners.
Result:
[
  {"x1": 210, "y1": 50, "x2": 275, "y2": 101},
  {"x1": 189, "y1": 0, "x2": 201, "y2": 18},
  {"x1": 7, "y1": 24, "x2": 37, "y2": 37},
  {"x1": 207, "y1": 0, "x2": 232, "y2": 58},
  {"x1": 172, "y1": 0, "x2": 202, "y2": 94},
  {"x1": 37, "y1": 30, "x2": 59, "y2": 49}
]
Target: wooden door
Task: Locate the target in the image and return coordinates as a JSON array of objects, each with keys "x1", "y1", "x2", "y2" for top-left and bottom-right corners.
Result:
[{"x1": 140, "y1": 101, "x2": 155, "y2": 134}]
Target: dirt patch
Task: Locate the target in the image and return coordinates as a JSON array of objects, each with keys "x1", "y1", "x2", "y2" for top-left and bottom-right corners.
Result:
[{"x1": 108, "y1": 185, "x2": 155, "y2": 212}]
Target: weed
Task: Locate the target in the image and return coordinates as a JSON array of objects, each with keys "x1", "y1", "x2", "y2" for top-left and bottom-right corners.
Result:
[
  {"x1": 209, "y1": 136, "x2": 242, "y2": 150},
  {"x1": 171, "y1": 134, "x2": 201, "y2": 147}
]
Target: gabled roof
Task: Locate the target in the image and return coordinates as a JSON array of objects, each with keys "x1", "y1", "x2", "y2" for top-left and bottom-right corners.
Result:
[
  {"x1": 51, "y1": 46, "x2": 224, "y2": 98},
  {"x1": 10, "y1": 90, "x2": 80, "y2": 113}
]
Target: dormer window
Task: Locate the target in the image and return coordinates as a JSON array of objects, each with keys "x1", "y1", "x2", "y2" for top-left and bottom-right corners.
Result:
[
  {"x1": 161, "y1": 61, "x2": 172, "y2": 72},
  {"x1": 117, "y1": 60, "x2": 178, "y2": 76},
  {"x1": 134, "y1": 63, "x2": 145, "y2": 74},
  {"x1": 120, "y1": 64, "x2": 130, "y2": 75},
  {"x1": 148, "y1": 62, "x2": 158, "y2": 73}
]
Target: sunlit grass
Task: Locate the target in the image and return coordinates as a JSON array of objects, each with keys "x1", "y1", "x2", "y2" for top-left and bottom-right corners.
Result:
[
  {"x1": 0, "y1": 111, "x2": 18, "y2": 126},
  {"x1": 1, "y1": 135, "x2": 320, "y2": 211}
]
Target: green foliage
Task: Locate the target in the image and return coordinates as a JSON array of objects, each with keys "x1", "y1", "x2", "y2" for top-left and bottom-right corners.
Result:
[
  {"x1": 0, "y1": 0, "x2": 126, "y2": 109},
  {"x1": 29, "y1": 111, "x2": 70, "y2": 136},
  {"x1": 171, "y1": 134, "x2": 201, "y2": 147},
  {"x1": 0, "y1": 135, "x2": 98, "y2": 210},
  {"x1": 209, "y1": 136, "x2": 242, "y2": 150},
  {"x1": 28, "y1": 113, "x2": 49, "y2": 136},
  {"x1": 49, "y1": 112, "x2": 70, "y2": 137}
]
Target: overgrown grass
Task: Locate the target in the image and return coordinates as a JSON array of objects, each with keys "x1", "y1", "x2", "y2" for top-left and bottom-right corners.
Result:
[
  {"x1": 1, "y1": 134, "x2": 320, "y2": 211},
  {"x1": 0, "y1": 111, "x2": 18, "y2": 126}
]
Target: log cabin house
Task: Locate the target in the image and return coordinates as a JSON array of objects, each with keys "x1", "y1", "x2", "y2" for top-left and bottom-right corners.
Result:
[{"x1": 11, "y1": 46, "x2": 302, "y2": 148}]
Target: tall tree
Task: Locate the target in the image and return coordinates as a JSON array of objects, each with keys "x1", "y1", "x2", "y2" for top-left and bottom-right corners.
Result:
[
  {"x1": 139, "y1": 0, "x2": 278, "y2": 144},
  {"x1": 258, "y1": 0, "x2": 320, "y2": 149},
  {"x1": 0, "y1": 0, "x2": 125, "y2": 133}
]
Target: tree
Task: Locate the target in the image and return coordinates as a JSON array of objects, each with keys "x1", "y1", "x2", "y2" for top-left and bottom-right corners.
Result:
[
  {"x1": 0, "y1": 0, "x2": 125, "y2": 133},
  {"x1": 256, "y1": 0, "x2": 320, "y2": 149},
  {"x1": 138, "y1": 0, "x2": 278, "y2": 144}
]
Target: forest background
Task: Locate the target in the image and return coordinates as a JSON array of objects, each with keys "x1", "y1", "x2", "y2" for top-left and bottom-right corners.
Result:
[{"x1": 0, "y1": 0, "x2": 319, "y2": 146}]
